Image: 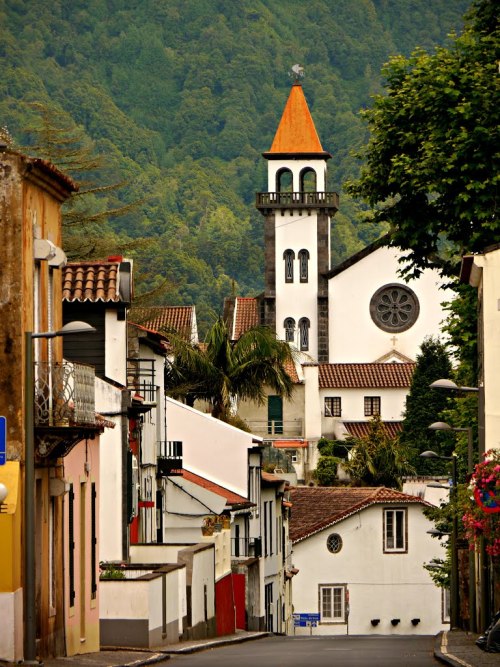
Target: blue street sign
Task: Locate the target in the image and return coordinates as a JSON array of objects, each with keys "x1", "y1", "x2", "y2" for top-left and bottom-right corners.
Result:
[
  {"x1": 0, "y1": 416, "x2": 6, "y2": 465},
  {"x1": 293, "y1": 613, "x2": 320, "y2": 627}
]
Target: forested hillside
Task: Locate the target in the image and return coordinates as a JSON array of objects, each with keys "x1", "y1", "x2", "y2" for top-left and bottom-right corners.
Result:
[{"x1": 0, "y1": 0, "x2": 469, "y2": 332}]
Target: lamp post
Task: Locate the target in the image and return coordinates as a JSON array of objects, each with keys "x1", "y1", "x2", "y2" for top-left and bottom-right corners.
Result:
[
  {"x1": 24, "y1": 321, "x2": 95, "y2": 664},
  {"x1": 421, "y1": 450, "x2": 459, "y2": 630}
]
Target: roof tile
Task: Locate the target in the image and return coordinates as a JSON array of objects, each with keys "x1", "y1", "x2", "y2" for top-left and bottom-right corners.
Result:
[
  {"x1": 289, "y1": 486, "x2": 427, "y2": 543},
  {"x1": 344, "y1": 422, "x2": 403, "y2": 439},
  {"x1": 130, "y1": 306, "x2": 196, "y2": 341},
  {"x1": 233, "y1": 298, "x2": 259, "y2": 339},
  {"x1": 62, "y1": 261, "x2": 120, "y2": 303},
  {"x1": 181, "y1": 469, "x2": 252, "y2": 508},
  {"x1": 319, "y1": 363, "x2": 415, "y2": 388},
  {"x1": 268, "y1": 84, "x2": 325, "y2": 154}
]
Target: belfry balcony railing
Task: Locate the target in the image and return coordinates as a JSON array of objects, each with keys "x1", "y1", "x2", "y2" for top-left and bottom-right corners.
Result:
[
  {"x1": 256, "y1": 191, "x2": 339, "y2": 214},
  {"x1": 34, "y1": 361, "x2": 95, "y2": 427},
  {"x1": 157, "y1": 440, "x2": 183, "y2": 477}
]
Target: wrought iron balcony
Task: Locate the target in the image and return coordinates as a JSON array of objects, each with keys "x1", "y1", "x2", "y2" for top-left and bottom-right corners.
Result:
[
  {"x1": 157, "y1": 440, "x2": 183, "y2": 477},
  {"x1": 256, "y1": 191, "x2": 339, "y2": 215},
  {"x1": 34, "y1": 361, "x2": 95, "y2": 427},
  {"x1": 127, "y1": 358, "x2": 157, "y2": 404},
  {"x1": 245, "y1": 420, "x2": 303, "y2": 438}
]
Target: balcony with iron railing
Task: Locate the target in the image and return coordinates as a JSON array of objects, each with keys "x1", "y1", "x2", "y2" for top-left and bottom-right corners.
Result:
[
  {"x1": 34, "y1": 361, "x2": 97, "y2": 458},
  {"x1": 245, "y1": 419, "x2": 303, "y2": 438},
  {"x1": 256, "y1": 191, "x2": 339, "y2": 215},
  {"x1": 127, "y1": 358, "x2": 157, "y2": 404},
  {"x1": 156, "y1": 440, "x2": 183, "y2": 477},
  {"x1": 231, "y1": 537, "x2": 262, "y2": 559}
]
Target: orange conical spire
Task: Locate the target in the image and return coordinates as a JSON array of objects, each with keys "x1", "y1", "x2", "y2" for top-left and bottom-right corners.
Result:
[{"x1": 267, "y1": 83, "x2": 326, "y2": 155}]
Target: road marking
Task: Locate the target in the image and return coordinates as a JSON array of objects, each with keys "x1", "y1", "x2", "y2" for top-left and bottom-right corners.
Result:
[{"x1": 441, "y1": 631, "x2": 474, "y2": 667}]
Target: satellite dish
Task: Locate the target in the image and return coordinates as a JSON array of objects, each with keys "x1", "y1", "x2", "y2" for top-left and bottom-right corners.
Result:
[{"x1": 289, "y1": 64, "x2": 305, "y2": 82}]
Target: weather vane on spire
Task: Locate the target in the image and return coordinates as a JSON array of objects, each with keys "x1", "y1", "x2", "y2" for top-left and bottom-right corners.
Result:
[{"x1": 289, "y1": 64, "x2": 305, "y2": 83}]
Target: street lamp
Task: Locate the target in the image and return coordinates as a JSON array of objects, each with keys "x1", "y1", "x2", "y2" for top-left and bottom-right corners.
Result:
[
  {"x1": 421, "y1": 450, "x2": 459, "y2": 630},
  {"x1": 24, "y1": 321, "x2": 95, "y2": 664},
  {"x1": 429, "y1": 379, "x2": 479, "y2": 393},
  {"x1": 429, "y1": 421, "x2": 474, "y2": 475}
]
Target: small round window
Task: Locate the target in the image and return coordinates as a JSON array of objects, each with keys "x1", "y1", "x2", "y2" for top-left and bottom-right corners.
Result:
[
  {"x1": 326, "y1": 533, "x2": 343, "y2": 554},
  {"x1": 369, "y1": 283, "x2": 420, "y2": 333}
]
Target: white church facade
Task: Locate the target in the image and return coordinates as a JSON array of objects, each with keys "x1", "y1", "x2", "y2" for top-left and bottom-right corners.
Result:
[{"x1": 226, "y1": 79, "x2": 453, "y2": 482}]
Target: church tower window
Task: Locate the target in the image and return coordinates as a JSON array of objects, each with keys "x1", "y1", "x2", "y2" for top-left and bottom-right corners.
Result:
[
  {"x1": 276, "y1": 168, "x2": 293, "y2": 193},
  {"x1": 298, "y1": 318, "x2": 310, "y2": 351},
  {"x1": 284, "y1": 318, "x2": 295, "y2": 343},
  {"x1": 300, "y1": 167, "x2": 317, "y2": 192},
  {"x1": 298, "y1": 249, "x2": 309, "y2": 283},
  {"x1": 284, "y1": 250, "x2": 295, "y2": 283}
]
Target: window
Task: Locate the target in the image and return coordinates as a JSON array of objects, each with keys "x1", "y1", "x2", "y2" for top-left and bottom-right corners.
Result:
[
  {"x1": 326, "y1": 533, "x2": 343, "y2": 554},
  {"x1": 383, "y1": 508, "x2": 407, "y2": 553},
  {"x1": 284, "y1": 317, "x2": 295, "y2": 343},
  {"x1": 298, "y1": 249, "x2": 309, "y2": 283},
  {"x1": 300, "y1": 167, "x2": 317, "y2": 193},
  {"x1": 284, "y1": 250, "x2": 295, "y2": 283},
  {"x1": 325, "y1": 397, "x2": 341, "y2": 417},
  {"x1": 364, "y1": 396, "x2": 381, "y2": 416},
  {"x1": 319, "y1": 584, "x2": 347, "y2": 623},
  {"x1": 289, "y1": 449, "x2": 298, "y2": 463},
  {"x1": 276, "y1": 168, "x2": 293, "y2": 193},
  {"x1": 298, "y1": 318, "x2": 310, "y2": 351}
]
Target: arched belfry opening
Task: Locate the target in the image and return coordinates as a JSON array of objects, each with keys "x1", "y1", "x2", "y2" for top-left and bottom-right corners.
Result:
[
  {"x1": 300, "y1": 167, "x2": 317, "y2": 192},
  {"x1": 276, "y1": 168, "x2": 293, "y2": 193}
]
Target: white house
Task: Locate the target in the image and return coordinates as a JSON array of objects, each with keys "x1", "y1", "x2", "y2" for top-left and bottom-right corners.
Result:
[{"x1": 289, "y1": 486, "x2": 449, "y2": 636}]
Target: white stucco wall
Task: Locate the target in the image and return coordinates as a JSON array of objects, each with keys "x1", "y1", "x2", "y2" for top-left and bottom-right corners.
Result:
[
  {"x1": 104, "y1": 311, "x2": 127, "y2": 385},
  {"x1": 166, "y1": 397, "x2": 258, "y2": 497},
  {"x1": 328, "y1": 246, "x2": 452, "y2": 363},
  {"x1": 95, "y1": 377, "x2": 124, "y2": 562},
  {"x1": 267, "y1": 159, "x2": 327, "y2": 193},
  {"x1": 291, "y1": 503, "x2": 448, "y2": 636},
  {"x1": 470, "y1": 251, "x2": 500, "y2": 453}
]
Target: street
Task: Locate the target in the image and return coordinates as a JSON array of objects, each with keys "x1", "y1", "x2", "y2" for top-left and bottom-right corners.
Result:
[{"x1": 165, "y1": 635, "x2": 441, "y2": 667}]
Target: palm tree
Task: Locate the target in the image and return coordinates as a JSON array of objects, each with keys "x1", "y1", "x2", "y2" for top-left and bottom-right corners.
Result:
[{"x1": 164, "y1": 317, "x2": 297, "y2": 421}]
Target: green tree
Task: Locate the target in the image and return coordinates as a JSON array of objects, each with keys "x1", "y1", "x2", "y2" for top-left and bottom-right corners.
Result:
[
  {"x1": 347, "y1": 0, "x2": 499, "y2": 278},
  {"x1": 164, "y1": 317, "x2": 296, "y2": 421},
  {"x1": 399, "y1": 337, "x2": 454, "y2": 472},
  {"x1": 313, "y1": 438, "x2": 346, "y2": 486},
  {"x1": 343, "y1": 414, "x2": 415, "y2": 489}
]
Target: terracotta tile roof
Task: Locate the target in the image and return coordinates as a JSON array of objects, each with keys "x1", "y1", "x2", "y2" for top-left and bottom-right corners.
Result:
[
  {"x1": 233, "y1": 297, "x2": 259, "y2": 339},
  {"x1": 267, "y1": 83, "x2": 328, "y2": 155},
  {"x1": 344, "y1": 422, "x2": 403, "y2": 439},
  {"x1": 273, "y1": 439, "x2": 308, "y2": 449},
  {"x1": 261, "y1": 470, "x2": 286, "y2": 486},
  {"x1": 289, "y1": 486, "x2": 428, "y2": 543},
  {"x1": 181, "y1": 469, "x2": 253, "y2": 508},
  {"x1": 319, "y1": 363, "x2": 415, "y2": 388},
  {"x1": 62, "y1": 261, "x2": 120, "y2": 302},
  {"x1": 129, "y1": 306, "x2": 196, "y2": 341}
]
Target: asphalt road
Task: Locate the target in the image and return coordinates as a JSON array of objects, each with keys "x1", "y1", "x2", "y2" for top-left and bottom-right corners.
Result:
[{"x1": 166, "y1": 635, "x2": 441, "y2": 667}]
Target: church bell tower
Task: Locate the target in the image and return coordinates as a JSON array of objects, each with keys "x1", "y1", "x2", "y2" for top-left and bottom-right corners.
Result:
[{"x1": 256, "y1": 70, "x2": 339, "y2": 362}]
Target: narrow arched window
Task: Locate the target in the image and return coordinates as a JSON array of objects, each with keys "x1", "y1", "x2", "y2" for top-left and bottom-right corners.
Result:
[
  {"x1": 298, "y1": 249, "x2": 309, "y2": 283},
  {"x1": 284, "y1": 318, "x2": 295, "y2": 343},
  {"x1": 300, "y1": 167, "x2": 317, "y2": 192},
  {"x1": 276, "y1": 168, "x2": 293, "y2": 193},
  {"x1": 283, "y1": 249, "x2": 295, "y2": 283},
  {"x1": 298, "y1": 318, "x2": 310, "y2": 351}
]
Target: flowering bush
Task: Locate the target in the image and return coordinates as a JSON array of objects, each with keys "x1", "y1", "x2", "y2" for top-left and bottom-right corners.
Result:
[{"x1": 462, "y1": 450, "x2": 500, "y2": 557}]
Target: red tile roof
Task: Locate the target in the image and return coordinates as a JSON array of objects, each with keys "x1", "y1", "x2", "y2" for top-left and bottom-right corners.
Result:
[
  {"x1": 233, "y1": 298, "x2": 259, "y2": 339},
  {"x1": 344, "y1": 422, "x2": 403, "y2": 439},
  {"x1": 267, "y1": 84, "x2": 328, "y2": 155},
  {"x1": 130, "y1": 306, "x2": 196, "y2": 341},
  {"x1": 62, "y1": 262, "x2": 120, "y2": 302},
  {"x1": 319, "y1": 363, "x2": 415, "y2": 388},
  {"x1": 289, "y1": 486, "x2": 427, "y2": 543},
  {"x1": 261, "y1": 470, "x2": 286, "y2": 486},
  {"x1": 181, "y1": 469, "x2": 252, "y2": 508}
]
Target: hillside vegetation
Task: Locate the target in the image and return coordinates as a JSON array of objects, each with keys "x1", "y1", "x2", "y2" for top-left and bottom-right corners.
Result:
[{"x1": 0, "y1": 0, "x2": 469, "y2": 331}]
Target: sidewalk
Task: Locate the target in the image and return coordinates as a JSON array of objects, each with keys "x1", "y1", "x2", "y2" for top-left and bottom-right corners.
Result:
[
  {"x1": 41, "y1": 631, "x2": 270, "y2": 667},
  {"x1": 435, "y1": 630, "x2": 500, "y2": 667}
]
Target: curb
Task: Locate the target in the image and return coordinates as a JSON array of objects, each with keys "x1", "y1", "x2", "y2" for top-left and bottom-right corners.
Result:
[
  {"x1": 434, "y1": 631, "x2": 473, "y2": 667},
  {"x1": 111, "y1": 653, "x2": 170, "y2": 667},
  {"x1": 163, "y1": 631, "x2": 272, "y2": 655}
]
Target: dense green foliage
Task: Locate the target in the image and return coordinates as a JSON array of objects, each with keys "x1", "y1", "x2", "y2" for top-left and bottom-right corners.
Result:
[
  {"x1": 343, "y1": 415, "x2": 415, "y2": 489},
  {"x1": 0, "y1": 0, "x2": 469, "y2": 332},
  {"x1": 347, "y1": 0, "x2": 499, "y2": 279},
  {"x1": 399, "y1": 337, "x2": 454, "y2": 473},
  {"x1": 164, "y1": 317, "x2": 296, "y2": 420}
]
